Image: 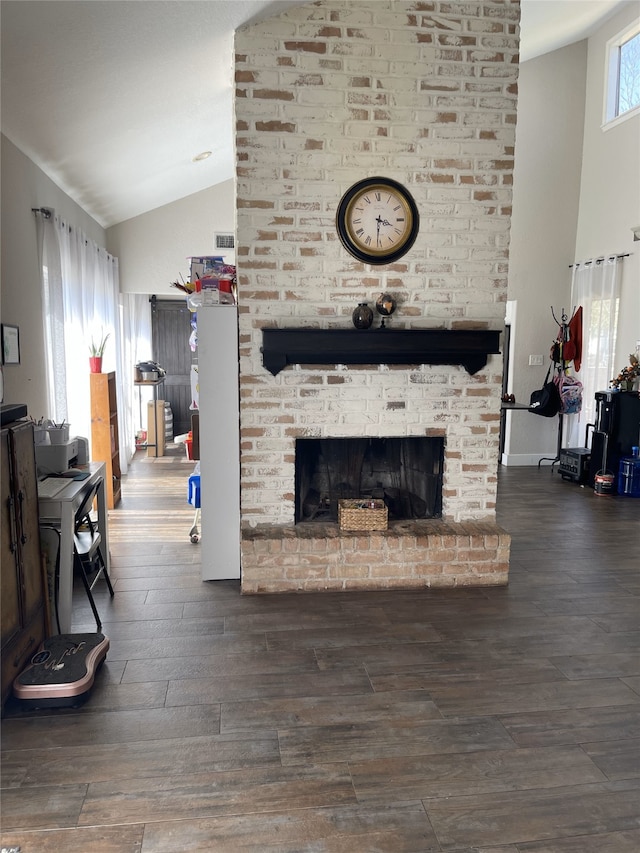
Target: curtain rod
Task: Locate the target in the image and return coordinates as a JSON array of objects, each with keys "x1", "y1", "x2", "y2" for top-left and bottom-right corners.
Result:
[{"x1": 569, "y1": 253, "x2": 630, "y2": 268}]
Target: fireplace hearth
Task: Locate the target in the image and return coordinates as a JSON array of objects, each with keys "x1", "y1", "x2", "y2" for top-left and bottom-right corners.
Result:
[
  {"x1": 295, "y1": 437, "x2": 444, "y2": 524},
  {"x1": 243, "y1": 434, "x2": 510, "y2": 594}
]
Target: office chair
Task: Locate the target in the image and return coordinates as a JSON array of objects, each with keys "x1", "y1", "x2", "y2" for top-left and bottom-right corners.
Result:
[{"x1": 73, "y1": 477, "x2": 114, "y2": 629}]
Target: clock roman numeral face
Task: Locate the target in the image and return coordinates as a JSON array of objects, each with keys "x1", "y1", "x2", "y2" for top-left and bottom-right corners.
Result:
[
  {"x1": 336, "y1": 178, "x2": 419, "y2": 265},
  {"x1": 348, "y1": 189, "x2": 408, "y2": 250}
]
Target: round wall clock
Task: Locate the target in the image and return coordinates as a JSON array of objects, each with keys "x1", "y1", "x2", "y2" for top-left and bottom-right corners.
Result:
[{"x1": 336, "y1": 177, "x2": 419, "y2": 264}]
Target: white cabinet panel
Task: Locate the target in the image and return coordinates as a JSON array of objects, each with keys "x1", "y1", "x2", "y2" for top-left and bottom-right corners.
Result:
[{"x1": 196, "y1": 307, "x2": 240, "y2": 580}]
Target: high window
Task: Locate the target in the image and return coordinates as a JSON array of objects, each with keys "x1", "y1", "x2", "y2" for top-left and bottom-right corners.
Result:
[{"x1": 604, "y1": 20, "x2": 640, "y2": 127}]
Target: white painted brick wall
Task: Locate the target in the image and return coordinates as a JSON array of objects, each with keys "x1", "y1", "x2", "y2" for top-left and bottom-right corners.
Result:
[{"x1": 235, "y1": 0, "x2": 519, "y2": 526}]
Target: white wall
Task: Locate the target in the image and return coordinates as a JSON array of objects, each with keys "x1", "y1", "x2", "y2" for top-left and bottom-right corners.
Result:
[
  {"x1": 576, "y1": 3, "x2": 640, "y2": 368},
  {"x1": 0, "y1": 135, "x2": 106, "y2": 419},
  {"x1": 0, "y1": 133, "x2": 236, "y2": 418},
  {"x1": 506, "y1": 2, "x2": 640, "y2": 465},
  {"x1": 107, "y1": 180, "x2": 235, "y2": 295},
  {"x1": 505, "y1": 41, "x2": 588, "y2": 464}
]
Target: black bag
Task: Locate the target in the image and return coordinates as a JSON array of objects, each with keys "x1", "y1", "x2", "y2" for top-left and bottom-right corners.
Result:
[{"x1": 528, "y1": 365, "x2": 561, "y2": 417}]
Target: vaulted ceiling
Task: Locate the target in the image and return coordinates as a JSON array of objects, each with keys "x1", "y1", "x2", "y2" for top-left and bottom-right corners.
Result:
[{"x1": 1, "y1": 1, "x2": 631, "y2": 227}]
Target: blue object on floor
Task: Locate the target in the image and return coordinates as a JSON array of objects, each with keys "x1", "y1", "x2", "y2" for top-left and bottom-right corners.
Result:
[{"x1": 188, "y1": 474, "x2": 201, "y2": 508}]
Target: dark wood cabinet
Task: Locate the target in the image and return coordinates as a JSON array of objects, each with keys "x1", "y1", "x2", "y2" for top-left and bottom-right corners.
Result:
[{"x1": 1, "y1": 419, "x2": 46, "y2": 709}]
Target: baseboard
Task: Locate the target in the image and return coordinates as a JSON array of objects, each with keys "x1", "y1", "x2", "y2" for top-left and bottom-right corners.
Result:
[{"x1": 500, "y1": 452, "x2": 557, "y2": 467}]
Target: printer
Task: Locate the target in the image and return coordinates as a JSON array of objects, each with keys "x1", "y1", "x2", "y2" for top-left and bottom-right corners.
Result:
[{"x1": 35, "y1": 436, "x2": 88, "y2": 474}]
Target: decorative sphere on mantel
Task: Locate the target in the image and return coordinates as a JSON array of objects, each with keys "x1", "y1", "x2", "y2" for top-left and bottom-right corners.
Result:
[
  {"x1": 352, "y1": 303, "x2": 374, "y2": 330},
  {"x1": 375, "y1": 293, "x2": 397, "y2": 328}
]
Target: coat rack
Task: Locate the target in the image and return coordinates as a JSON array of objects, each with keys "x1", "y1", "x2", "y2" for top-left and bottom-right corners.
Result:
[{"x1": 538, "y1": 305, "x2": 584, "y2": 468}]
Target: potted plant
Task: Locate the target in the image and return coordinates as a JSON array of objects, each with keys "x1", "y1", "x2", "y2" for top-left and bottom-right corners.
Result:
[
  {"x1": 610, "y1": 353, "x2": 639, "y2": 392},
  {"x1": 89, "y1": 331, "x2": 109, "y2": 373}
]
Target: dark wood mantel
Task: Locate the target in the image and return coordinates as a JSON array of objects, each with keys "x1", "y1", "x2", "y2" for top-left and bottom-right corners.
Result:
[{"x1": 261, "y1": 328, "x2": 501, "y2": 376}]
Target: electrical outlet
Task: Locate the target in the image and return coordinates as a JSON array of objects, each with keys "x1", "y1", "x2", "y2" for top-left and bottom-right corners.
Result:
[{"x1": 528, "y1": 354, "x2": 544, "y2": 366}]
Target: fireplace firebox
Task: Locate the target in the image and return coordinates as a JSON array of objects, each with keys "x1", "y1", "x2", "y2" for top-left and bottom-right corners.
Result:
[{"x1": 295, "y1": 437, "x2": 444, "y2": 524}]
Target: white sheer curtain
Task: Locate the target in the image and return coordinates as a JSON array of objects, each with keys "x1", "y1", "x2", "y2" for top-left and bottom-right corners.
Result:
[
  {"x1": 566, "y1": 256, "x2": 622, "y2": 446},
  {"x1": 58, "y1": 219, "x2": 120, "y2": 454},
  {"x1": 35, "y1": 210, "x2": 67, "y2": 419},
  {"x1": 121, "y1": 293, "x2": 153, "y2": 456},
  {"x1": 35, "y1": 208, "x2": 141, "y2": 474}
]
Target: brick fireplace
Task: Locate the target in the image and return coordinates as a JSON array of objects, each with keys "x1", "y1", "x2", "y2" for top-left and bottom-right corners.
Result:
[
  {"x1": 295, "y1": 435, "x2": 445, "y2": 523},
  {"x1": 234, "y1": 0, "x2": 518, "y2": 592}
]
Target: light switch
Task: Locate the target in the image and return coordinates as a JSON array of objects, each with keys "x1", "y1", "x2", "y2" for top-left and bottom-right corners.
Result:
[{"x1": 528, "y1": 354, "x2": 544, "y2": 366}]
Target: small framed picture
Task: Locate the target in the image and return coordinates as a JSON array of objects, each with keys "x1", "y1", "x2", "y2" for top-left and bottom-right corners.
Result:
[{"x1": 1, "y1": 324, "x2": 20, "y2": 365}]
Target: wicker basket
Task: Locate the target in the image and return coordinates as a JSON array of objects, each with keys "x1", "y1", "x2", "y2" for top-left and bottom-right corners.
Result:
[{"x1": 338, "y1": 499, "x2": 388, "y2": 531}]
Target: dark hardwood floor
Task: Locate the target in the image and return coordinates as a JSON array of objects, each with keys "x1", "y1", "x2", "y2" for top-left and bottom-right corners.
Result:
[{"x1": 2, "y1": 449, "x2": 639, "y2": 852}]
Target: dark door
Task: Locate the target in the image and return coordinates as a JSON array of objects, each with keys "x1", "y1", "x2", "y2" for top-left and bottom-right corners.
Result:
[{"x1": 151, "y1": 299, "x2": 193, "y2": 438}]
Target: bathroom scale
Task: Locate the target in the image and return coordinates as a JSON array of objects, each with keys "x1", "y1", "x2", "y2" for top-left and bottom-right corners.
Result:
[{"x1": 13, "y1": 633, "x2": 109, "y2": 709}]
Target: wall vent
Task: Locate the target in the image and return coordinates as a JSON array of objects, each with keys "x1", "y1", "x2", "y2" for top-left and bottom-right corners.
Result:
[{"x1": 214, "y1": 232, "x2": 235, "y2": 250}]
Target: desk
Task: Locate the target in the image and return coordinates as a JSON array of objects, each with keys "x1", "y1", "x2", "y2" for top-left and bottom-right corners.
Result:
[
  {"x1": 499, "y1": 402, "x2": 529, "y2": 461},
  {"x1": 537, "y1": 411, "x2": 564, "y2": 469},
  {"x1": 38, "y1": 462, "x2": 109, "y2": 634},
  {"x1": 134, "y1": 379, "x2": 165, "y2": 457}
]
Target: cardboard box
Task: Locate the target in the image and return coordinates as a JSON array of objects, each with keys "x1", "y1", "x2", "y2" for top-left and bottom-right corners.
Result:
[
  {"x1": 189, "y1": 256, "x2": 225, "y2": 283},
  {"x1": 146, "y1": 399, "x2": 166, "y2": 458}
]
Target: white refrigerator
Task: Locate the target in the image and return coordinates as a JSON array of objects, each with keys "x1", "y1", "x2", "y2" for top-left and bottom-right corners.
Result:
[{"x1": 196, "y1": 305, "x2": 241, "y2": 580}]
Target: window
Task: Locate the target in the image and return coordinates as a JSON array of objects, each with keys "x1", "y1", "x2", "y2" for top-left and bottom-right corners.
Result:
[
  {"x1": 604, "y1": 20, "x2": 640, "y2": 127},
  {"x1": 565, "y1": 257, "x2": 623, "y2": 448},
  {"x1": 619, "y1": 30, "x2": 640, "y2": 112}
]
